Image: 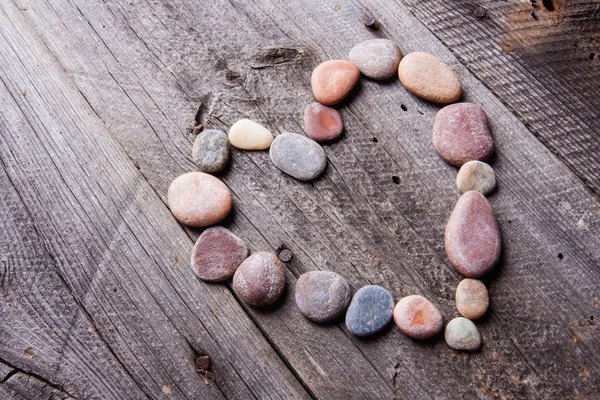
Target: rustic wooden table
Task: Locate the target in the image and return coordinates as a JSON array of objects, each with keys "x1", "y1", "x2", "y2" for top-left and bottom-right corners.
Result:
[{"x1": 1, "y1": 0, "x2": 599, "y2": 399}]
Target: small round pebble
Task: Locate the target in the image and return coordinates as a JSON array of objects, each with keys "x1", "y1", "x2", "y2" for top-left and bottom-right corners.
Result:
[
  {"x1": 445, "y1": 191, "x2": 501, "y2": 278},
  {"x1": 295, "y1": 271, "x2": 352, "y2": 323},
  {"x1": 228, "y1": 119, "x2": 274, "y2": 150},
  {"x1": 445, "y1": 317, "x2": 482, "y2": 351},
  {"x1": 311, "y1": 60, "x2": 360, "y2": 105},
  {"x1": 455, "y1": 279, "x2": 489, "y2": 320},
  {"x1": 167, "y1": 172, "x2": 232, "y2": 227},
  {"x1": 304, "y1": 103, "x2": 343, "y2": 142},
  {"x1": 393, "y1": 295, "x2": 443, "y2": 339},
  {"x1": 432, "y1": 103, "x2": 494, "y2": 167},
  {"x1": 345, "y1": 285, "x2": 394, "y2": 336},
  {"x1": 398, "y1": 52, "x2": 462, "y2": 103},
  {"x1": 270, "y1": 133, "x2": 327, "y2": 181},
  {"x1": 349, "y1": 39, "x2": 402, "y2": 80},
  {"x1": 190, "y1": 226, "x2": 248, "y2": 282},
  {"x1": 192, "y1": 129, "x2": 230, "y2": 173},
  {"x1": 232, "y1": 252, "x2": 286, "y2": 306},
  {"x1": 456, "y1": 161, "x2": 496, "y2": 195}
]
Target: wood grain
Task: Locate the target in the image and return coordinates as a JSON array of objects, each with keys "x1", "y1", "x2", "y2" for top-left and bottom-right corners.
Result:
[{"x1": 1, "y1": 0, "x2": 599, "y2": 398}]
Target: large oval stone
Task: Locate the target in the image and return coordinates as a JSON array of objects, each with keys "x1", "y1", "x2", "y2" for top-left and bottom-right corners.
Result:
[
  {"x1": 445, "y1": 191, "x2": 501, "y2": 278},
  {"x1": 270, "y1": 133, "x2": 327, "y2": 181},
  {"x1": 311, "y1": 60, "x2": 360, "y2": 105},
  {"x1": 349, "y1": 39, "x2": 402, "y2": 80},
  {"x1": 433, "y1": 103, "x2": 494, "y2": 167},
  {"x1": 228, "y1": 119, "x2": 274, "y2": 150},
  {"x1": 295, "y1": 271, "x2": 352, "y2": 323},
  {"x1": 345, "y1": 285, "x2": 394, "y2": 336},
  {"x1": 190, "y1": 226, "x2": 248, "y2": 282},
  {"x1": 304, "y1": 102, "x2": 343, "y2": 142},
  {"x1": 398, "y1": 52, "x2": 462, "y2": 103},
  {"x1": 167, "y1": 172, "x2": 232, "y2": 227},
  {"x1": 445, "y1": 317, "x2": 481, "y2": 351},
  {"x1": 192, "y1": 129, "x2": 230, "y2": 173},
  {"x1": 232, "y1": 252, "x2": 286, "y2": 306},
  {"x1": 393, "y1": 295, "x2": 443, "y2": 339}
]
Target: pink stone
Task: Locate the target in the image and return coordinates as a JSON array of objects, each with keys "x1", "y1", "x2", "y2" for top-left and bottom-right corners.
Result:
[
  {"x1": 232, "y1": 252, "x2": 286, "y2": 306},
  {"x1": 311, "y1": 60, "x2": 360, "y2": 106},
  {"x1": 393, "y1": 295, "x2": 443, "y2": 339},
  {"x1": 432, "y1": 103, "x2": 494, "y2": 167},
  {"x1": 190, "y1": 227, "x2": 248, "y2": 282},
  {"x1": 445, "y1": 191, "x2": 501, "y2": 278},
  {"x1": 304, "y1": 103, "x2": 343, "y2": 142},
  {"x1": 167, "y1": 172, "x2": 232, "y2": 227}
]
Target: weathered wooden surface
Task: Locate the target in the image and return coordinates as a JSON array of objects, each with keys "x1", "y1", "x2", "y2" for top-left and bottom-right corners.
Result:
[{"x1": 1, "y1": 0, "x2": 599, "y2": 399}]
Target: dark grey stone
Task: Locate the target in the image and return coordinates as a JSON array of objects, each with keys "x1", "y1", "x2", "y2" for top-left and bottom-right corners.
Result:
[
  {"x1": 192, "y1": 129, "x2": 230, "y2": 173},
  {"x1": 345, "y1": 285, "x2": 394, "y2": 336}
]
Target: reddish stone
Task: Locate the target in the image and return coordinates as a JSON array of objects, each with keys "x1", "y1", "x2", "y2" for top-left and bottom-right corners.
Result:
[
  {"x1": 445, "y1": 191, "x2": 501, "y2": 278},
  {"x1": 311, "y1": 60, "x2": 360, "y2": 106},
  {"x1": 190, "y1": 226, "x2": 248, "y2": 282},
  {"x1": 393, "y1": 295, "x2": 443, "y2": 339},
  {"x1": 304, "y1": 103, "x2": 343, "y2": 142},
  {"x1": 432, "y1": 103, "x2": 494, "y2": 167},
  {"x1": 232, "y1": 252, "x2": 286, "y2": 306}
]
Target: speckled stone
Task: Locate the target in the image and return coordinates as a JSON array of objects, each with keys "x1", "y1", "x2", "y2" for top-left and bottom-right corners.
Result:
[
  {"x1": 445, "y1": 317, "x2": 481, "y2": 351},
  {"x1": 270, "y1": 133, "x2": 327, "y2": 181},
  {"x1": 456, "y1": 160, "x2": 496, "y2": 195},
  {"x1": 393, "y1": 295, "x2": 443, "y2": 339},
  {"x1": 192, "y1": 129, "x2": 230, "y2": 173},
  {"x1": 167, "y1": 172, "x2": 232, "y2": 227},
  {"x1": 345, "y1": 285, "x2": 394, "y2": 336},
  {"x1": 445, "y1": 191, "x2": 501, "y2": 278},
  {"x1": 398, "y1": 52, "x2": 462, "y2": 103},
  {"x1": 311, "y1": 60, "x2": 360, "y2": 105},
  {"x1": 190, "y1": 227, "x2": 248, "y2": 282},
  {"x1": 433, "y1": 103, "x2": 494, "y2": 167},
  {"x1": 456, "y1": 279, "x2": 489, "y2": 320},
  {"x1": 304, "y1": 103, "x2": 344, "y2": 142},
  {"x1": 349, "y1": 39, "x2": 402, "y2": 80},
  {"x1": 232, "y1": 252, "x2": 286, "y2": 306},
  {"x1": 228, "y1": 119, "x2": 274, "y2": 150},
  {"x1": 295, "y1": 271, "x2": 352, "y2": 323}
]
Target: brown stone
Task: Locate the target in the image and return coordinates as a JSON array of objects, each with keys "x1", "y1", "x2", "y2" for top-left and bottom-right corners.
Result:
[
  {"x1": 190, "y1": 226, "x2": 248, "y2": 282},
  {"x1": 232, "y1": 252, "x2": 286, "y2": 306},
  {"x1": 432, "y1": 103, "x2": 494, "y2": 167},
  {"x1": 311, "y1": 60, "x2": 360, "y2": 105},
  {"x1": 398, "y1": 52, "x2": 462, "y2": 103},
  {"x1": 445, "y1": 191, "x2": 501, "y2": 278},
  {"x1": 393, "y1": 295, "x2": 443, "y2": 339},
  {"x1": 455, "y1": 279, "x2": 489, "y2": 319},
  {"x1": 167, "y1": 172, "x2": 232, "y2": 227},
  {"x1": 303, "y1": 102, "x2": 343, "y2": 142}
]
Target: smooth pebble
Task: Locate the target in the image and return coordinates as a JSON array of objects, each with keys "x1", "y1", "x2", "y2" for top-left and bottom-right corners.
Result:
[
  {"x1": 167, "y1": 172, "x2": 232, "y2": 227},
  {"x1": 345, "y1": 285, "x2": 394, "y2": 336},
  {"x1": 398, "y1": 52, "x2": 462, "y2": 103},
  {"x1": 192, "y1": 129, "x2": 230, "y2": 173},
  {"x1": 393, "y1": 295, "x2": 443, "y2": 339},
  {"x1": 232, "y1": 252, "x2": 286, "y2": 306},
  {"x1": 433, "y1": 103, "x2": 494, "y2": 167},
  {"x1": 445, "y1": 317, "x2": 482, "y2": 351},
  {"x1": 311, "y1": 60, "x2": 360, "y2": 105},
  {"x1": 190, "y1": 226, "x2": 248, "y2": 282},
  {"x1": 228, "y1": 119, "x2": 273, "y2": 150},
  {"x1": 456, "y1": 279, "x2": 489, "y2": 320},
  {"x1": 270, "y1": 132, "x2": 327, "y2": 181},
  {"x1": 304, "y1": 103, "x2": 343, "y2": 142},
  {"x1": 295, "y1": 271, "x2": 352, "y2": 323},
  {"x1": 445, "y1": 191, "x2": 501, "y2": 278},
  {"x1": 457, "y1": 161, "x2": 496, "y2": 195},
  {"x1": 349, "y1": 39, "x2": 402, "y2": 80}
]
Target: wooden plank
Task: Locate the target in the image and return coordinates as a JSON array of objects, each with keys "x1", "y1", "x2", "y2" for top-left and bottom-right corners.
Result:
[
  {"x1": 0, "y1": 360, "x2": 74, "y2": 400},
  {"x1": 3, "y1": 0, "x2": 600, "y2": 398},
  {"x1": 398, "y1": 0, "x2": 600, "y2": 196},
  {"x1": 0, "y1": 4, "x2": 310, "y2": 399}
]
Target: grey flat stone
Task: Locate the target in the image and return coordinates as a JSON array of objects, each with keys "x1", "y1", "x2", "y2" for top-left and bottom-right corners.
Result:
[
  {"x1": 270, "y1": 132, "x2": 327, "y2": 181},
  {"x1": 192, "y1": 129, "x2": 230, "y2": 173}
]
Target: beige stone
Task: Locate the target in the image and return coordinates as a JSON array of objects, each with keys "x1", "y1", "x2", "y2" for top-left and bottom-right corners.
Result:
[
  {"x1": 398, "y1": 52, "x2": 462, "y2": 103},
  {"x1": 455, "y1": 279, "x2": 489, "y2": 319},
  {"x1": 457, "y1": 160, "x2": 496, "y2": 195},
  {"x1": 228, "y1": 119, "x2": 274, "y2": 150}
]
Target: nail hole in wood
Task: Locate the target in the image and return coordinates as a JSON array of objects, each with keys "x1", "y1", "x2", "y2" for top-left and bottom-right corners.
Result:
[
  {"x1": 392, "y1": 176, "x2": 400, "y2": 185},
  {"x1": 590, "y1": 53, "x2": 596, "y2": 61},
  {"x1": 372, "y1": 137, "x2": 379, "y2": 143},
  {"x1": 557, "y1": 253, "x2": 564, "y2": 260},
  {"x1": 542, "y1": 0, "x2": 555, "y2": 12},
  {"x1": 531, "y1": 11, "x2": 538, "y2": 20},
  {"x1": 401, "y1": 104, "x2": 407, "y2": 112}
]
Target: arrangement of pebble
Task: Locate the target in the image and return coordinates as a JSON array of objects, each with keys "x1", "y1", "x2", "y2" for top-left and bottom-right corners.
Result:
[{"x1": 168, "y1": 38, "x2": 502, "y2": 352}]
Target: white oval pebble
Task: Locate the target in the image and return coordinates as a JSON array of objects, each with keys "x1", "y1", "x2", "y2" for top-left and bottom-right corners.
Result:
[{"x1": 228, "y1": 119, "x2": 274, "y2": 150}]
